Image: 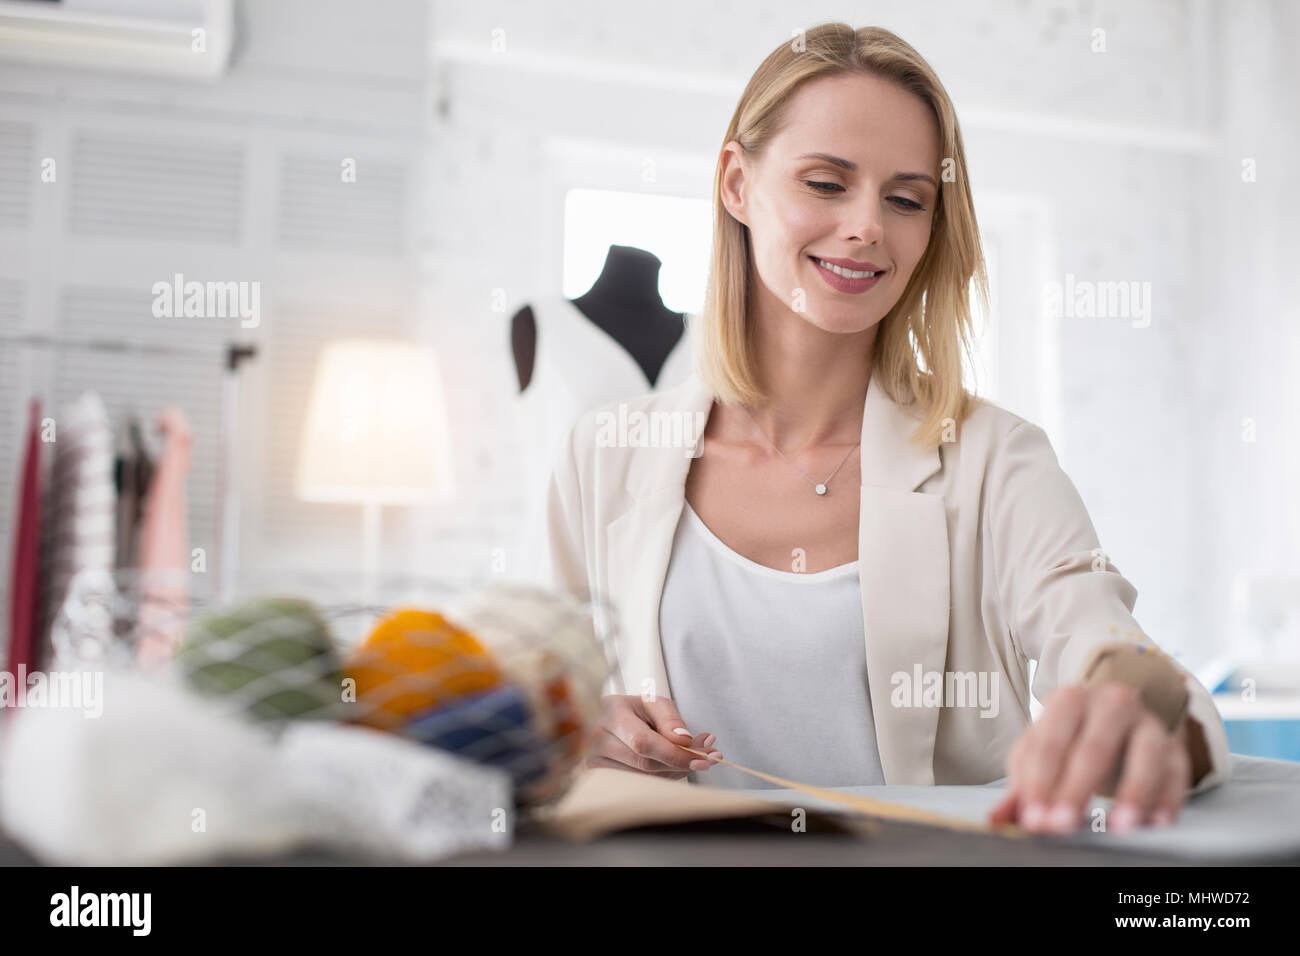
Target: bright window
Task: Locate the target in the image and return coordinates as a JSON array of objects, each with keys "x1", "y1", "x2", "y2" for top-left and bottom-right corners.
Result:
[{"x1": 562, "y1": 188, "x2": 711, "y2": 313}]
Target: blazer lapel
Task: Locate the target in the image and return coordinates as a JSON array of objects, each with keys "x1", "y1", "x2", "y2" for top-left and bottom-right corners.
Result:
[
  {"x1": 604, "y1": 371, "x2": 949, "y2": 786},
  {"x1": 857, "y1": 376, "x2": 948, "y2": 785},
  {"x1": 603, "y1": 375, "x2": 715, "y2": 700}
]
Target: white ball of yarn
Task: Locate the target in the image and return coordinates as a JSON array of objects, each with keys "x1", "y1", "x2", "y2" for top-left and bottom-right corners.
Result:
[{"x1": 440, "y1": 584, "x2": 610, "y2": 764}]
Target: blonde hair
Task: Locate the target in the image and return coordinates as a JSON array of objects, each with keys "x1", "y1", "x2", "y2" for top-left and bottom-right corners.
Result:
[{"x1": 696, "y1": 22, "x2": 987, "y2": 449}]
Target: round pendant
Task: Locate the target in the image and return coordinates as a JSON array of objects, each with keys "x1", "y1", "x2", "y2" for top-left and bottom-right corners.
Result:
[{"x1": 815, "y1": 483, "x2": 827, "y2": 495}]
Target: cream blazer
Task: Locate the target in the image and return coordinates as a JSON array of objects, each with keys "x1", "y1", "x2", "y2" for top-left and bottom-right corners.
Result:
[{"x1": 526, "y1": 370, "x2": 1230, "y2": 794}]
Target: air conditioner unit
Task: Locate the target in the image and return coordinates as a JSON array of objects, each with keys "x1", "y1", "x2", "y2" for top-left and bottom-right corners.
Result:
[{"x1": 0, "y1": 0, "x2": 233, "y2": 80}]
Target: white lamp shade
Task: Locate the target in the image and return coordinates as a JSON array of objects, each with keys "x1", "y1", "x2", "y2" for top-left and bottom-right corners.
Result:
[{"x1": 294, "y1": 338, "x2": 455, "y2": 504}]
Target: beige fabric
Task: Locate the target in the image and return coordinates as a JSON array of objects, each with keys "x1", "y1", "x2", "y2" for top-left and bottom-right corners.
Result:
[
  {"x1": 525, "y1": 369, "x2": 1230, "y2": 796},
  {"x1": 1080, "y1": 639, "x2": 1191, "y2": 732}
]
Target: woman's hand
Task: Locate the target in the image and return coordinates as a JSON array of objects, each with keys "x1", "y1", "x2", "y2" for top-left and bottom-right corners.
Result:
[
  {"x1": 584, "y1": 694, "x2": 723, "y2": 779},
  {"x1": 988, "y1": 682, "x2": 1194, "y2": 834}
]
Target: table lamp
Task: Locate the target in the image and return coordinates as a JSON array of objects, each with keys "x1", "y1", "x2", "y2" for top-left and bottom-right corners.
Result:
[{"x1": 294, "y1": 338, "x2": 455, "y2": 602}]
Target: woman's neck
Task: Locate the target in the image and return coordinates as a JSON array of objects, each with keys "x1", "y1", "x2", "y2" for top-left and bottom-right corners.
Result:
[{"x1": 740, "y1": 289, "x2": 877, "y2": 453}]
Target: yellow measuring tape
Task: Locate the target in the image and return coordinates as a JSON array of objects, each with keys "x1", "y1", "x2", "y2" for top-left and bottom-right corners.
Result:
[{"x1": 676, "y1": 745, "x2": 1026, "y2": 837}]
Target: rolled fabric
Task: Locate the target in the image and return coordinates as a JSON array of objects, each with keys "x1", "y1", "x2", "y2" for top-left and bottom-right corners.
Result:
[
  {"x1": 344, "y1": 608, "x2": 502, "y2": 731},
  {"x1": 177, "y1": 596, "x2": 343, "y2": 722},
  {"x1": 402, "y1": 682, "x2": 549, "y2": 791},
  {"x1": 278, "y1": 721, "x2": 512, "y2": 862},
  {"x1": 1079, "y1": 639, "x2": 1190, "y2": 732}
]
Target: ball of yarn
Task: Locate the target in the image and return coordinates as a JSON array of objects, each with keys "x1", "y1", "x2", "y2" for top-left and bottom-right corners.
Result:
[
  {"x1": 177, "y1": 596, "x2": 342, "y2": 722},
  {"x1": 439, "y1": 585, "x2": 609, "y2": 765},
  {"x1": 401, "y1": 682, "x2": 550, "y2": 791},
  {"x1": 344, "y1": 608, "x2": 502, "y2": 731}
]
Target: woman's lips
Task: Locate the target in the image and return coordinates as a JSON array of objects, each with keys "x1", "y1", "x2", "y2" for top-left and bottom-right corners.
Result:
[{"x1": 809, "y1": 256, "x2": 886, "y2": 294}]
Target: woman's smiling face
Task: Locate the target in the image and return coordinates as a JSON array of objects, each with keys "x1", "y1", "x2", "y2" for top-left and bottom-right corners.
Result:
[{"x1": 720, "y1": 71, "x2": 942, "y2": 334}]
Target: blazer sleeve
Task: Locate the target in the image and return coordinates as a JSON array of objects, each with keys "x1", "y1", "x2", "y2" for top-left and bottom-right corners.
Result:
[{"x1": 985, "y1": 419, "x2": 1230, "y2": 795}]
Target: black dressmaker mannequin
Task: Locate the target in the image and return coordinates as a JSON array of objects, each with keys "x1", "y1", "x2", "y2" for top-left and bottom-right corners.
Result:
[{"x1": 511, "y1": 244, "x2": 686, "y2": 392}]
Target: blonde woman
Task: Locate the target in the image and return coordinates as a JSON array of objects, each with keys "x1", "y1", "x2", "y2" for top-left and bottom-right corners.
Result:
[{"x1": 533, "y1": 23, "x2": 1229, "y2": 835}]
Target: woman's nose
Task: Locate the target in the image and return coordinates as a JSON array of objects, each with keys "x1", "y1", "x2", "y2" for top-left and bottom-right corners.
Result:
[{"x1": 843, "y1": 197, "x2": 886, "y2": 246}]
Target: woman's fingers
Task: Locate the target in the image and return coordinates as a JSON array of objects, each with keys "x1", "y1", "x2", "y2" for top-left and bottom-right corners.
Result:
[
  {"x1": 608, "y1": 707, "x2": 696, "y2": 772},
  {"x1": 986, "y1": 685, "x2": 1194, "y2": 836},
  {"x1": 636, "y1": 695, "x2": 722, "y2": 767},
  {"x1": 584, "y1": 753, "x2": 689, "y2": 779},
  {"x1": 1149, "y1": 749, "x2": 1191, "y2": 828},
  {"x1": 637, "y1": 694, "x2": 691, "y2": 738},
  {"x1": 1013, "y1": 686, "x2": 1088, "y2": 831},
  {"x1": 1046, "y1": 683, "x2": 1144, "y2": 832},
  {"x1": 685, "y1": 731, "x2": 720, "y2": 766},
  {"x1": 1109, "y1": 712, "x2": 1185, "y2": 832},
  {"x1": 987, "y1": 790, "x2": 1020, "y2": 826},
  {"x1": 589, "y1": 695, "x2": 721, "y2": 775},
  {"x1": 590, "y1": 728, "x2": 693, "y2": 775}
]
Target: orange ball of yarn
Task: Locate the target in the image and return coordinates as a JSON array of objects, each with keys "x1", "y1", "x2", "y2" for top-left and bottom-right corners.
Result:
[
  {"x1": 346, "y1": 609, "x2": 501, "y2": 730},
  {"x1": 540, "y1": 664, "x2": 582, "y2": 756}
]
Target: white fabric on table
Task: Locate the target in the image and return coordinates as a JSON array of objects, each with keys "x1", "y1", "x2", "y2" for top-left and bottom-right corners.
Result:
[
  {"x1": 0, "y1": 667, "x2": 512, "y2": 864},
  {"x1": 742, "y1": 753, "x2": 1300, "y2": 861}
]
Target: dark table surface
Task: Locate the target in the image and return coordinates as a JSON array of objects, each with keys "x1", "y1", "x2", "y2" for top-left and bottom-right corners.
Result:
[{"x1": 2, "y1": 815, "x2": 1295, "y2": 867}]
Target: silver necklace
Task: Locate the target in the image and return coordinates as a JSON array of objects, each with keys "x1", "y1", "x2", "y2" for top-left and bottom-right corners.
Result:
[{"x1": 740, "y1": 405, "x2": 861, "y2": 496}]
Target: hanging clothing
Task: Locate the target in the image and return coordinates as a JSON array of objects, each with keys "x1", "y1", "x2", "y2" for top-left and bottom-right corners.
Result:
[
  {"x1": 135, "y1": 406, "x2": 192, "y2": 668},
  {"x1": 41, "y1": 392, "x2": 116, "y2": 665},
  {"x1": 113, "y1": 416, "x2": 155, "y2": 573},
  {"x1": 5, "y1": 399, "x2": 46, "y2": 688},
  {"x1": 658, "y1": 501, "x2": 884, "y2": 789},
  {"x1": 514, "y1": 296, "x2": 694, "y2": 582}
]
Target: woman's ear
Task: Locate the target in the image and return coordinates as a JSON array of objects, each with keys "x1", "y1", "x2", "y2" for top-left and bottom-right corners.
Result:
[{"x1": 718, "y1": 141, "x2": 750, "y2": 227}]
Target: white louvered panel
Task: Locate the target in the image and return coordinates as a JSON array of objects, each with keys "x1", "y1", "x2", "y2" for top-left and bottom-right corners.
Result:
[
  {"x1": 0, "y1": 121, "x2": 34, "y2": 230},
  {"x1": 68, "y1": 132, "x2": 244, "y2": 243},
  {"x1": 277, "y1": 153, "x2": 407, "y2": 256},
  {"x1": 0, "y1": 279, "x2": 26, "y2": 636},
  {"x1": 261, "y1": 301, "x2": 410, "y2": 546},
  {"x1": 53, "y1": 285, "x2": 229, "y2": 576}
]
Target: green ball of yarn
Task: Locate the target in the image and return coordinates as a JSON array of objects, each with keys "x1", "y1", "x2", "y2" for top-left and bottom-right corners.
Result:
[{"x1": 178, "y1": 596, "x2": 342, "y2": 722}]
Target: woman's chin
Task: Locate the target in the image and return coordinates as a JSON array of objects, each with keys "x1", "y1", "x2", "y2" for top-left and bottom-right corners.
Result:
[{"x1": 794, "y1": 308, "x2": 882, "y2": 336}]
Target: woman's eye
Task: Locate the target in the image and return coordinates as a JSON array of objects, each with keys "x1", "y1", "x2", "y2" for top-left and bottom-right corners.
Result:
[{"x1": 803, "y1": 181, "x2": 925, "y2": 212}]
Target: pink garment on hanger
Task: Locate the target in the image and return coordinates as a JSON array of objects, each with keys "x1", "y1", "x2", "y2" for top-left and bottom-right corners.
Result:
[
  {"x1": 135, "y1": 406, "x2": 192, "y2": 669},
  {"x1": 5, "y1": 399, "x2": 44, "y2": 706}
]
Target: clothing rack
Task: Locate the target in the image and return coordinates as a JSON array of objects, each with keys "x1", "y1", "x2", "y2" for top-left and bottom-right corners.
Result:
[{"x1": 0, "y1": 333, "x2": 258, "y2": 604}]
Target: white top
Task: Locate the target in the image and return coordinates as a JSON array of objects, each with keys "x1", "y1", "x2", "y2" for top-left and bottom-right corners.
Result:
[
  {"x1": 658, "y1": 501, "x2": 886, "y2": 789},
  {"x1": 514, "y1": 295, "x2": 694, "y2": 579}
]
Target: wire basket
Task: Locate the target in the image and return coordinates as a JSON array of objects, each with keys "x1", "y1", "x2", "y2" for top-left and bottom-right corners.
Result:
[{"x1": 42, "y1": 568, "x2": 622, "y2": 809}]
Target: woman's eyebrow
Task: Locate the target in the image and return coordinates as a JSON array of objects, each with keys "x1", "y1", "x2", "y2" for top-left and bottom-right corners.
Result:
[{"x1": 796, "y1": 152, "x2": 937, "y2": 187}]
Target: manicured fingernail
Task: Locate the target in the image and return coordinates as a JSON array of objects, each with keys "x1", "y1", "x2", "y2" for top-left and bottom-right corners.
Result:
[
  {"x1": 1022, "y1": 802, "x2": 1046, "y2": 828},
  {"x1": 672, "y1": 727, "x2": 692, "y2": 737},
  {"x1": 1111, "y1": 804, "x2": 1139, "y2": 833},
  {"x1": 708, "y1": 751, "x2": 723, "y2": 762},
  {"x1": 1151, "y1": 808, "x2": 1174, "y2": 827},
  {"x1": 1048, "y1": 803, "x2": 1077, "y2": 833},
  {"x1": 703, "y1": 734, "x2": 716, "y2": 747},
  {"x1": 689, "y1": 759, "x2": 710, "y2": 771}
]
